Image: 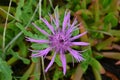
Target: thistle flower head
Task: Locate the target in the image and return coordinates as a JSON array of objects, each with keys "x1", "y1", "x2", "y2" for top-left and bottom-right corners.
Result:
[{"x1": 26, "y1": 10, "x2": 89, "y2": 75}]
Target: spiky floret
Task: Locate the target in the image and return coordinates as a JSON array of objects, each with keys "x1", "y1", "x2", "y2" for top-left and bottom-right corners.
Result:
[{"x1": 26, "y1": 10, "x2": 89, "y2": 75}]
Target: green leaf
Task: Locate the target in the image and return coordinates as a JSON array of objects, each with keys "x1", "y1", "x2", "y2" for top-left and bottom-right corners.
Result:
[
  {"x1": 90, "y1": 58, "x2": 103, "y2": 73},
  {"x1": 15, "y1": 0, "x2": 24, "y2": 20},
  {"x1": 34, "y1": 20, "x2": 51, "y2": 35},
  {"x1": 20, "y1": 3, "x2": 33, "y2": 24},
  {"x1": 53, "y1": 68, "x2": 63, "y2": 80},
  {"x1": 16, "y1": 22, "x2": 44, "y2": 39},
  {"x1": 8, "y1": 49, "x2": 30, "y2": 64},
  {"x1": 66, "y1": 54, "x2": 74, "y2": 63},
  {"x1": 15, "y1": 0, "x2": 35, "y2": 24},
  {"x1": 104, "y1": 13, "x2": 118, "y2": 27},
  {"x1": 80, "y1": 49, "x2": 92, "y2": 72},
  {"x1": 96, "y1": 37, "x2": 113, "y2": 51},
  {"x1": 81, "y1": 10, "x2": 93, "y2": 20},
  {"x1": 100, "y1": 0, "x2": 112, "y2": 8},
  {"x1": 0, "y1": 58, "x2": 12, "y2": 80},
  {"x1": 17, "y1": 41, "x2": 28, "y2": 57},
  {"x1": 55, "y1": 55, "x2": 62, "y2": 66},
  {"x1": 31, "y1": 43, "x2": 48, "y2": 50},
  {"x1": 15, "y1": 22, "x2": 30, "y2": 36},
  {"x1": 109, "y1": 30, "x2": 120, "y2": 37},
  {"x1": 31, "y1": 57, "x2": 39, "y2": 63},
  {"x1": 72, "y1": 29, "x2": 79, "y2": 36}
]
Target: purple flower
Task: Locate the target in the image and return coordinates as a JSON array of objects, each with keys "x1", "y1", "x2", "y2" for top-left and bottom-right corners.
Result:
[{"x1": 26, "y1": 11, "x2": 89, "y2": 75}]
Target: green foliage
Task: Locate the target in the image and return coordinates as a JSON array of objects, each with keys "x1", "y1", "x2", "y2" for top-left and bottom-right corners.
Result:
[
  {"x1": 0, "y1": 58, "x2": 12, "y2": 80},
  {"x1": 104, "y1": 12, "x2": 118, "y2": 27},
  {"x1": 53, "y1": 68, "x2": 63, "y2": 80},
  {"x1": 0, "y1": 0, "x2": 120, "y2": 79},
  {"x1": 15, "y1": 0, "x2": 35, "y2": 24},
  {"x1": 96, "y1": 37, "x2": 113, "y2": 51},
  {"x1": 72, "y1": 29, "x2": 79, "y2": 36},
  {"x1": 55, "y1": 54, "x2": 62, "y2": 66},
  {"x1": 100, "y1": 0, "x2": 112, "y2": 8},
  {"x1": 110, "y1": 30, "x2": 120, "y2": 37},
  {"x1": 90, "y1": 58, "x2": 103, "y2": 72},
  {"x1": 8, "y1": 49, "x2": 30, "y2": 64},
  {"x1": 80, "y1": 49, "x2": 92, "y2": 72}
]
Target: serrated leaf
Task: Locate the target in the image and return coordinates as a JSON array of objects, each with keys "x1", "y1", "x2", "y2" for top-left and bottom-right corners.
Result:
[
  {"x1": 34, "y1": 20, "x2": 51, "y2": 35},
  {"x1": 9, "y1": 49, "x2": 30, "y2": 64},
  {"x1": 0, "y1": 58, "x2": 12, "y2": 80},
  {"x1": 15, "y1": 0, "x2": 35, "y2": 24},
  {"x1": 15, "y1": 0, "x2": 24, "y2": 20},
  {"x1": 15, "y1": 22, "x2": 29, "y2": 36},
  {"x1": 31, "y1": 43, "x2": 48, "y2": 50},
  {"x1": 104, "y1": 13, "x2": 118, "y2": 27},
  {"x1": 80, "y1": 49, "x2": 92, "y2": 72},
  {"x1": 16, "y1": 22, "x2": 39, "y2": 39}
]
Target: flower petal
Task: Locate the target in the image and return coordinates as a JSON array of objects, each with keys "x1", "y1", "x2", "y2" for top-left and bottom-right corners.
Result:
[
  {"x1": 72, "y1": 42, "x2": 89, "y2": 46},
  {"x1": 70, "y1": 31, "x2": 87, "y2": 41},
  {"x1": 40, "y1": 18, "x2": 55, "y2": 34},
  {"x1": 31, "y1": 47, "x2": 51, "y2": 57},
  {"x1": 49, "y1": 14, "x2": 59, "y2": 29},
  {"x1": 45, "y1": 52, "x2": 57, "y2": 72},
  {"x1": 32, "y1": 23, "x2": 50, "y2": 36},
  {"x1": 66, "y1": 26, "x2": 77, "y2": 37},
  {"x1": 66, "y1": 23, "x2": 80, "y2": 38},
  {"x1": 71, "y1": 18, "x2": 78, "y2": 27},
  {"x1": 67, "y1": 48, "x2": 84, "y2": 62},
  {"x1": 60, "y1": 50, "x2": 66, "y2": 75},
  {"x1": 49, "y1": 14, "x2": 56, "y2": 25},
  {"x1": 26, "y1": 37, "x2": 49, "y2": 44},
  {"x1": 62, "y1": 11, "x2": 70, "y2": 32}
]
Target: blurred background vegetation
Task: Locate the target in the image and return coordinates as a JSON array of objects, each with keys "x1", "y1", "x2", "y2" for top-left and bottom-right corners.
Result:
[{"x1": 0, "y1": 0, "x2": 120, "y2": 80}]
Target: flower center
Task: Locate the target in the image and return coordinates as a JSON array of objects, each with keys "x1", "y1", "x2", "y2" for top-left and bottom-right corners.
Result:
[
  {"x1": 49, "y1": 32, "x2": 71, "y2": 52},
  {"x1": 59, "y1": 39, "x2": 64, "y2": 43}
]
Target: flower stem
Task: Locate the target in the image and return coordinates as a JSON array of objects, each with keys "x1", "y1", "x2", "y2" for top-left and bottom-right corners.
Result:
[
  {"x1": 2, "y1": 0, "x2": 12, "y2": 59},
  {"x1": 41, "y1": 57, "x2": 46, "y2": 80},
  {"x1": 94, "y1": 0, "x2": 99, "y2": 22},
  {"x1": 20, "y1": 62, "x2": 35, "y2": 80},
  {"x1": 39, "y1": 0, "x2": 42, "y2": 20},
  {"x1": 7, "y1": 57, "x2": 18, "y2": 65}
]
